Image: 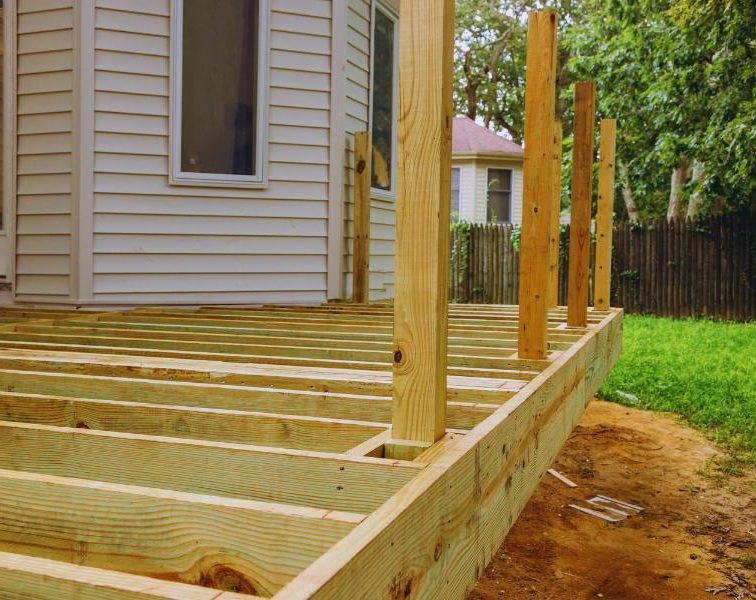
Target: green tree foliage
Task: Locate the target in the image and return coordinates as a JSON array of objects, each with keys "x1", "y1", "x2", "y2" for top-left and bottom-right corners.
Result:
[
  {"x1": 454, "y1": 0, "x2": 583, "y2": 143},
  {"x1": 568, "y1": 0, "x2": 756, "y2": 217},
  {"x1": 454, "y1": 0, "x2": 755, "y2": 220}
]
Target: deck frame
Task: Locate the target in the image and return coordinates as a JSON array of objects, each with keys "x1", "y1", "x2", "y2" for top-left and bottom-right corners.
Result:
[{"x1": 0, "y1": 303, "x2": 621, "y2": 599}]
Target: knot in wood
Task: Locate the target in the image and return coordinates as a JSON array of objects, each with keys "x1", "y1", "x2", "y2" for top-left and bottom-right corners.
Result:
[
  {"x1": 356, "y1": 159, "x2": 367, "y2": 174},
  {"x1": 393, "y1": 349, "x2": 403, "y2": 364}
]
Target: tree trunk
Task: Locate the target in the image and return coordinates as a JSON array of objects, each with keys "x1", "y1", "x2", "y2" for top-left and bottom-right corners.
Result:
[
  {"x1": 618, "y1": 160, "x2": 641, "y2": 223},
  {"x1": 667, "y1": 157, "x2": 690, "y2": 221},
  {"x1": 686, "y1": 161, "x2": 705, "y2": 219}
]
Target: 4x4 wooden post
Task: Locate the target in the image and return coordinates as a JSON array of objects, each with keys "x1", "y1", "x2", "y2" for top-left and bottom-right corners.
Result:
[
  {"x1": 594, "y1": 119, "x2": 617, "y2": 311},
  {"x1": 518, "y1": 11, "x2": 558, "y2": 360},
  {"x1": 548, "y1": 120, "x2": 564, "y2": 308},
  {"x1": 389, "y1": 0, "x2": 455, "y2": 452},
  {"x1": 567, "y1": 81, "x2": 597, "y2": 328},
  {"x1": 352, "y1": 131, "x2": 371, "y2": 304}
]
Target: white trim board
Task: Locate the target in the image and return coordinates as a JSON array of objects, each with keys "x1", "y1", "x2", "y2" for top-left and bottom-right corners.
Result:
[{"x1": 168, "y1": 0, "x2": 271, "y2": 189}]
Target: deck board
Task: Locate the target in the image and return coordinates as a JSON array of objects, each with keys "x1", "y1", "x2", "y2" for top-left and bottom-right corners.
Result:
[{"x1": 0, "y1": 303, "x2": 622, "y2": 599}]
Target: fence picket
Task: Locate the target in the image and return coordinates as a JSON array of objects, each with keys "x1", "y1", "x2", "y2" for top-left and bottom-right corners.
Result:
[{"x1": 448, "y1": 212, "x2": 754, "y2": 320}]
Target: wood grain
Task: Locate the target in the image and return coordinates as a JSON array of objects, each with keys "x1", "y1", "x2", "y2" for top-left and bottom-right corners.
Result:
[
  {"x1": 0, "y1": 419, "x2": 419, "y2": 514},
  {"x1": 518, "y1": 11, "x2": 558, "y2": 359},
  {"x1": 594, "y1": 118, "x2": 617, "y2": 310},
  {"x1": 548, "y1": 121, "x2": 564, "y2": 307},
  {"x1": 352, "y1": 131, "x2": 371, "y2": 303},
  {"x1": 0, "y1": 551, "x2": 257, "y2": 600},
  {"x1": 0, "y1": 469, "x2": 356, "y2": 597},
  {"x1": 567, "y1": 82, "x2": 597, "y2": 327},
  {"x1": 391, "y1": 0, "x2": 455, "y2": 444}
]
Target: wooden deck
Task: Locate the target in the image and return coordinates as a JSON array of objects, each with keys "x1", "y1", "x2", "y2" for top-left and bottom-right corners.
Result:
[{"x1": 0, "y1": 303, "x2": 622, "y2": 599}]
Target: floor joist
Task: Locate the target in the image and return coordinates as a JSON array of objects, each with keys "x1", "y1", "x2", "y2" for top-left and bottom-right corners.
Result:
[{"x1": 0, "y1": 304, "x2": 622, "y2": 599}]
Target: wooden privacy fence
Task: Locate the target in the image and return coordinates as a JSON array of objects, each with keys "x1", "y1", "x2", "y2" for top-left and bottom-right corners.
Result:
[{"x1": 449, "y1": 212, "x2": 755, "y2": 321}]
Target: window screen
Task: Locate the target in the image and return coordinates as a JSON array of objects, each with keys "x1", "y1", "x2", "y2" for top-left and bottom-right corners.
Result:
[
  {"x1": 181, "y1": 0, "x2": 259, "y2": 176},
  {"x1": 487, "y1": 168, "x2": 512, "y2": 223}
]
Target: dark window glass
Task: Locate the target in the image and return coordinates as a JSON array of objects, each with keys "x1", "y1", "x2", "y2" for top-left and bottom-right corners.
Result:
[
  {"x1": 371, "y1": 9, "x2": 395, "y2": 191},
  {"x1": 451, "y1": 168, "x2": 460, "y2": 221},
  {"x1": 487, "y1": 168, "x2": 512, "y2": 223},
  {"x1": 181, "y1": 0, "x2": 259, "y2": 176}
]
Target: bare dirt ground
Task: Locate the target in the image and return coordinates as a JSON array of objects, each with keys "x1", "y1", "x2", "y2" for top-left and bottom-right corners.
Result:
[{"x1": 471, "y1": 401, "x2": 756, "y2": 600}]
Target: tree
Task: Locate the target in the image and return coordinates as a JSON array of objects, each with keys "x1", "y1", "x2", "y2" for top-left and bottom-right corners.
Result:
[
  {"x1": 454, "y1": 0, "x2": 585, "y2": 143},
  {"x1": 568, "y1": 0, "x2": 756, "y2": 219}
]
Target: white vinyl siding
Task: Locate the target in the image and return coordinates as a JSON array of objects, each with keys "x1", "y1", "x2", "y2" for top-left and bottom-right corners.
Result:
[
  {"x1": 90, "y1": 0, "x2": 332, "y2": 303},
  {"x1": 343, "y1": 0, "x2": 395, "y2": 301},
  {"x1": 451, "y1": 160, "x2": 476, "y2": 222},
  {"x1": 14, "y1": 0, "x2": 75, "y2": 300}
]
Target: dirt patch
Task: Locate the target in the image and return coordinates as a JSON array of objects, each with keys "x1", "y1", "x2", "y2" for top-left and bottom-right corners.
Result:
[{"x1": 471, "y1": 401, "x2": 756, "y2": 600}]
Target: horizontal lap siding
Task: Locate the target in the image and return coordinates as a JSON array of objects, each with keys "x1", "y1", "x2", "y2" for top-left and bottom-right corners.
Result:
[
  {"x1": 14, "y1": 0, "x2": 75, "y2": 300},
  {"x1": 344, "y1": 0, "x2": 395, "y2": 301},
  {"x1": 91, "y1": 0, "x2": 332, "y2": 303}
]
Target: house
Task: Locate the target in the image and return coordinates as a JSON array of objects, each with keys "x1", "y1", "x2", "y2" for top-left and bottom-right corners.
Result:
[
  {"x1": 0, "y1": 0, "x2": 400, "y2": 306},
  {"x1": 451, "y1": 115, "x2": 524, "y2": 224}
]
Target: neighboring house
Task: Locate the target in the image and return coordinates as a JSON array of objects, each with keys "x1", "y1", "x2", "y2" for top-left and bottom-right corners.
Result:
[
  {"x1": 451, "y1": 116, "x2": 524, "y2": 225},
  {"x1": 0, "y1": 0, "x2": 400, "y2": 306}
]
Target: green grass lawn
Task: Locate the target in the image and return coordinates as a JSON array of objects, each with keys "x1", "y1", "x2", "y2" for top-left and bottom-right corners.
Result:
[{"x1": 598, "y1": 315, "x2": 756, "y2": 468}]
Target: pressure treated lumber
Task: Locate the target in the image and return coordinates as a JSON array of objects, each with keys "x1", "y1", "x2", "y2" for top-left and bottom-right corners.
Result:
[
  {"x1": 0, "y1": 369, "x2": 498, "y2": 430},
  {"x1": 0, "y1": 392, "x2": 384, "y2": 452},
  {"x1": 518, "y1": 11, "x2": 558, "y2": 359},
  {"x1": 0, "y1": 552, "x2": 259, "y2": 600},
  {"x1": 390, "y1": 0, "x2": 455, "y2": 446},
  {"x1": 549, "y1": 121, "x2": 564, "y2": 307},
  {"x1": 277, "y1": 310, "x2": 623, "y2": 599},
  {"x1": 0, "y1": 351, "x2": 526, "y2": 407},
  {"x1": 567, "y1": 81, "x2": 597, "y2": 327},
  {"x1": 0, "y1": 420, "x2": 418, "y2": 513},
  {"x1": 0, "y1": 468, "x2": 356, "y2": 597},
  {"x1": 352, "y1": 131, "x2": 372, "y2": 303},
  {"x1": 0, "y1": 303, "x2": 623, "y2": 599},
  {"x1": 594, "y1": 118, "x2": 617, "y2": 310}
]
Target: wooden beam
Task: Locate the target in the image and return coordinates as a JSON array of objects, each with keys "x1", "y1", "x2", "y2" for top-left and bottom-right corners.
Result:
[
  {"x1": 548, "y1": 120, "x2": 564, "y2": 307},
  {"x1": 0, "y1": 551, "x2": 259, "y2": 600},
  {"x1": 390, "y1": 0, "x2": 455, "y2": 445},
  {"x1": 0, "y1": 392, "x2": 385, "y2": 453},
  {"x1": 0, "y1": 420, "x2": 420, "y2": 514},
  {"x1": 0, "y1": 468, "x2": 357, "y2": 597},
  {"x1": 352, "y1": 131, "x2": 372, "y2": 303},
  {"x1": 0, "y1": 369, "x2": 499, "y2": 429},
  {"x1": 518, "y1": 11, "x2": 558, "y2": 360},
  {"x1": 277, "y1": 310, "x2": 624, "y2": 599},
  {"x1": 567, "y1": 82, "x2": 597, "y2": 327},
  {"x1": 594, "y1": 118, "x2": 617, "y2": 310}
]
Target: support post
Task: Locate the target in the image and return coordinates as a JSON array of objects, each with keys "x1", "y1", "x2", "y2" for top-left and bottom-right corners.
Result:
[
  {"x1": 390, "y1": 0, "x2": 455, "y2": 449},
  {"x1": 567, "y1": 81, "x2": 597, "y2": 328},
  {"x1": 518, "y1": 11, "x2": 558, "y2": 360},
  {"x1": 548, "y1": 121, "x2": 564, "y2": 308},
  {"x1": 594, "y1": 119, "x2": 617, "y2": 311},
  {"x1": 352, "y1": 131, "x2": 371, "y2": 303}
]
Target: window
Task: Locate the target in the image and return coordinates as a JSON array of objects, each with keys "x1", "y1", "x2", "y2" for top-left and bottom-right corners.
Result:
[
  {"x1": 171, "y1": 0, "x2": 268, "y2": 185},
  {"x1": 450, "y1": 168, "x2": 460, "y2": 221},
  {"x1": 487, "y1": 168, "x2": 512, "y2": 223},
  {"x1": 370, "y1": 5, "x2": 398, "y2": 193}
]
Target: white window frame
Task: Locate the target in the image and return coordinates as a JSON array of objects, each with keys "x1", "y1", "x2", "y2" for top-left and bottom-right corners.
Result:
[
  {"x1": 486, "y1": 167, "x2": 513, "y2": 224},
  {"x1": 169, "y1": 0, "x2": 270, "y2": 188},
  {"x1": 369, "y1": 1, "x2": 399, "y2": 200}
]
